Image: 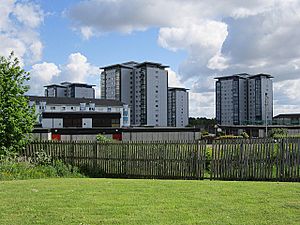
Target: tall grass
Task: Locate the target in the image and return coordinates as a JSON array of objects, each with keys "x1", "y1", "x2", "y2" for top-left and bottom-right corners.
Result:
[{"x1": 0, "y1": 150, "x2": 84, "y2": 181}]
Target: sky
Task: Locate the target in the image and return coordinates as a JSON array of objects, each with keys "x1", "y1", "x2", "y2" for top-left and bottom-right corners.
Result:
[{"x1": 1, "y1": 0, "x2": 300, "y2": 118}]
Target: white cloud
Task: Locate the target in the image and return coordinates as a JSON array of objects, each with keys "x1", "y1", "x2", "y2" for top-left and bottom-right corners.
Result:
[
  {"x1": 80, "y1": 26, "x2": 94, "y2": 40},
  {"x1": 13, "y1": 2, "x2": 44, "y2": 28},
  {"x1": 31, "y1": 62, "x2": 61, "y2": 83},
  {"x1": 0, "y1": 0, "x2": 44, "y2": 64},
  {"x1": 29, "y1": 62, "x2": 61, "y2": 95},
  {"x1": 167, "y1": 68, "x2": 183, "y2": 88},
  {"x1": 28, "y1": 53, "x2": 99, "y2": 96},
  {"x1": 189, "y1": 92, "x2": 215, "y2": 118},
  {"x1": 61, "y1": 53, "x2": 99, "y2": 83},
  {"x1": 67, "y1": 0, "x2": 300, "y2": 117}
]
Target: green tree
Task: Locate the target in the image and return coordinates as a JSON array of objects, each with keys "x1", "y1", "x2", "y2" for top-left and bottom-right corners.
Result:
[{"x1": 0, "y1": 53, "x2": 36, "y2": 155}]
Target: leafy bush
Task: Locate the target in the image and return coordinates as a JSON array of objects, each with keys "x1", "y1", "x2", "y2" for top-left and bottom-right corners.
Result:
[
  {"x1": 269, "y1": 128, "x2": 288, "y2": 138},
  {"x1": 201, "y1": 131, "x2": 209, "y2": 136},
  {"x1": 241, "y1": 132, "x2": 249, "y2": 138},
  {"x1": 0, "y1": 151, "x2": 84, "y2": 181},
  {"x1": 96, "y1": 134, "x2": 115, "y2": 143}
]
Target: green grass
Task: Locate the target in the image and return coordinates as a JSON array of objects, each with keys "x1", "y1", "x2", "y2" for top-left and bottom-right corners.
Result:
[{"x1": 0, "y1": 179, "x2": 299, "y2": 225}]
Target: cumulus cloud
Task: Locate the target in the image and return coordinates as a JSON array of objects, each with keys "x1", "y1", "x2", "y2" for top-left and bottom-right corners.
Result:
[
  {"x1": 0, "y1": 0, "x2": 44, "y2": 64},
  {"x1": 28, "y1": 53, "x2": 99, "y2": 96},
  {"x1": 29, "y1": 62, "x2": 61, "y2": 95},
  {"x1": 60, "y1": 53, "x2": 99, "y2": 82},
  {"x1": 167, "y1": 68, "x2": 183, "y2": 88},
  {"x1": 67, "y1": 0, "x2": 300, "y2": 117},
  {"x1": 189, "y1": 92, "x2": 215, "y2": 118}
]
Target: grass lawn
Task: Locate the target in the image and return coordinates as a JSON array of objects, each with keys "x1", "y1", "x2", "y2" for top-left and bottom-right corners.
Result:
[{"x1": 0, "y1": 178, "x2": 299, "y2": 225}]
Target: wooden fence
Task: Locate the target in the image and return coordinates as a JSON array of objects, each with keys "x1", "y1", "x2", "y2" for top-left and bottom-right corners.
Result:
[
  {"x1": 211, "y1": 138, "x2": 300, "y2": 181},
  {"x1": 23, "y1": 138, "x2": 300, "y2": 181},
  {"x1": 24, "y1": 140, "x2": 206, "y2": 180}
]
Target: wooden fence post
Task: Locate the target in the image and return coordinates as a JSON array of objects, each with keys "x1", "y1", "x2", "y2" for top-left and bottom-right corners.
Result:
[{"x1": 93, "y1": 141, "x2": 98, "y2": 171}]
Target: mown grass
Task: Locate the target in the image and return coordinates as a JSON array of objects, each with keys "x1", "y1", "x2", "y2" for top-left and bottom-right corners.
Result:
[{"x1": 0, "y1": 178, "x2": 299, "y2": 225}]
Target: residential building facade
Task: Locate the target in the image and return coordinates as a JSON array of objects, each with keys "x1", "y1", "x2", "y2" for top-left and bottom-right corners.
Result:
[
  {"x1": 44, "y1": 82, "x2": 95, "y2": 99},
  {"x1": 215, "y1": 73, "x2": 273, "y2": 125},
  {"x1": 101, "y1": 61, "x2": 168, "y2": 127},
  {"x1": 28, "y1": 96, "x2": 130, "y2": 128},
  {"x1": 168, "y1": 87, "x2": 189, "y2": 127}
]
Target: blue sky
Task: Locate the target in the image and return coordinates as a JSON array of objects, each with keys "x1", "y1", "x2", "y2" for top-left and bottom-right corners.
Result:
[{"x1": 1, "y1": 0, "x2": 300, "y2": 118}]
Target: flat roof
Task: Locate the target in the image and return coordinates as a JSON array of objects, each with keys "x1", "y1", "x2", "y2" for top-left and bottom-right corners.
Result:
[
  {"x1": 68, "y1": 83, "x2": 96, "y2": 87},
  {"x1": 214, "y1": 73, "x2": 250, "y2": 80},
  {"x1": 100, "y1": 63, "x2": 134, "y2": 70},
  {"x1": 27, "y1": 96, "x2": 124, "y2": 106},
  {"x1": 273, "y1": 113, "x2": 300, "y2": 119},
  {"x1": 168, "y1": 87, "x2": 189, "y2": 91},
  {"x1": 136, "y1": 61, "x2": 169, "y2": 69},
  {"x1": 215, "y1": 73, "x2": 273, "y2": 80},
  {"x1": 248, "y1": 73, "x2": 274, "y2": 79},
  {"x1": 44, "y1": 84, "x2": 66, "y2": 88},
  {"x1": 44, "y1": 82, "x2": 96, "y2": 88}
]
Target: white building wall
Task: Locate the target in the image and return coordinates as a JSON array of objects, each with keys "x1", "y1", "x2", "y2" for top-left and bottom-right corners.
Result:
[
  {"x1": 41, "y1": 118, "x2": 63, "y2": 128},
  {"x1": 220, "y1": 79, "x2": 234, "y2": 125},
  {"x1": 146, "y1": 66, "x2": 168, "y2": 127},
  {"x1": 32, "y1": 100, "x2": 128, "y2": 128},
  {"x1": 82, "y1": 118, "x2": 92, "y2": 128},
  {"x1": 175, "y1": 90, "x2": 189, "y2": 127},
  {"x1": 101, "y1": 62, "x2": 168, "y2": 127}
]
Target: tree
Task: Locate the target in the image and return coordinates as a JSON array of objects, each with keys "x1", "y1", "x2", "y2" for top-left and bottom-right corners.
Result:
[{"x1": 0, "y1": 53, "x2": 36, "y2": 155}]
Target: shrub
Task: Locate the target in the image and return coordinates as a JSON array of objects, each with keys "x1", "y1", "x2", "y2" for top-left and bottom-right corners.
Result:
[
  {"x1": 241, "y1": 132, "x2": 249, "y2": 138},
  {"x1": 270, "y1": 128, "x2": 288, "y2": 138},
  {"x1": 0, "y1": 152, "x2": 84, "y2": 181},
  {"x1": 96, "y1": 134, "x2": 115, "y2": 143}
]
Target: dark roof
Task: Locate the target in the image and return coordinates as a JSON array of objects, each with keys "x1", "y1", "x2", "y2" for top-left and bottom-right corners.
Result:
[
  {"x1": 214, "y1": 73, "x2": 250, "y2": 80},
  {"x1": 273, "y1": 113, "x2": 300, "y2": 119},
  {"x1": 43, "y1": 84, "x2": 66, "y2": 88},
  {"x1": 215, "y1": 73, "x2": 273, "y2": 80},
  {"x1": 248, "y1": 73, "x2": 274, "y2": 79},
  {"x1": 100, "y1": 63, "x2": 133, "y2": 70},
  {"x1": 42, "y1": 111, "x2": 121, "y2": 119},
  {"x1": 44, "y1": 82, "x2": 96, "y2": 88},
  {"x1": 101, "y1": 61, "x2": 169, "y2": 70},
  {"x1": 136, "y1": 61, "x2": 169, "y2": 69},
  {"x1": 68, "y1": 83, "x2": 96, "y2": 88},
  {"x1": 168, "y1": 87, "x2": 189, "y2": 91},
  {"x1": 27, "y1": 96, "x2": 124, "y2": 106},
  {"x1": 122, "y1": 61, "x2": 139, "y2": 65}
]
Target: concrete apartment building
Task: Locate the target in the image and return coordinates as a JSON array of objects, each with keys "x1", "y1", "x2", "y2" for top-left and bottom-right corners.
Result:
[
  {"x1": 168, "y1": 87, "x2": 189, "y2": 127},
  {"x1": 44, "y1": 82, "x2": 95, "y2": 99},
  {"x1": 215, "y1": 73, "x2": 273, "y2": 125},
  {"x1": 28, "y1": 96, "x2": 130, "y2": 128},
  {"x1": 101, "y1": 61, "x2": 169, "y2": 127}
]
